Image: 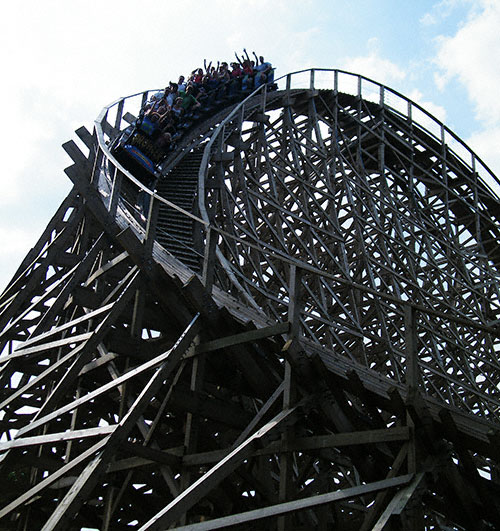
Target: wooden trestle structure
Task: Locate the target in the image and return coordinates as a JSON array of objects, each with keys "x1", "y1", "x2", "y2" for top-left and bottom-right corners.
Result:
[{"x1": 2, "y1": 69, "x2": 500, "y2": 530}]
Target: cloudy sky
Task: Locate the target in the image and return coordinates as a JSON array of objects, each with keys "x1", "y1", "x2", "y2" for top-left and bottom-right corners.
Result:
[{"x1": 1, "y1": 0, "x2": 499, "y2": 291}]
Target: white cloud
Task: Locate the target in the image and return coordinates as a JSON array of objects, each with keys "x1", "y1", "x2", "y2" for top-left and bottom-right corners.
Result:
[
  {"x1": 434, "y1": 2, "x2": 500, "y2": 125},
  {"x1": 420, "y1": 0, "x2": 471, "y2": 26},
  {"x1": 340, "y1": 39, "x2": 406, "y2": 88},
  {"x1": 433, "y1": 1, "x2": 500, "y2": 179},
  {"x1": 408, "y1": 89, "x2": 447, "y2": 123},
  {"x1": 467, "y1": 128, "x2": 500, "y2": 188}
]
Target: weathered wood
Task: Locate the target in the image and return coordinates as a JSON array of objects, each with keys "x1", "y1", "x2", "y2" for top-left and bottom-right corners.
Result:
[
  {"x1": 0, "y1": 425, "x2": 116, "y2": 451},
  {"x1": 0, "y1": 437, "x2": 111, "y2": 520},
  {"x1": 194, "y1": 321, "x2": 289, "y2": 354},
  {"x1": 2, "y1": 75, "x2": 500, "y2": 531},
  {"x1": 40, "y1": 314, "x2": 201, "y2": 530},
  {"x1": 172, "y1": 475, "x2": 414, "y2": 530},
  {"x1": 139, "y1": 405, "x2": 299, "y2": 530},
  {"x1": 371, "y1": 472, "x2": 425, "y2": 530}
]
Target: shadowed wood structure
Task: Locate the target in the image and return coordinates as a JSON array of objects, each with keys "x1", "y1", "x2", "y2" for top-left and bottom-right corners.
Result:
[{"x1": 1, "y1": 69, "x2": 500, "y2": 530}]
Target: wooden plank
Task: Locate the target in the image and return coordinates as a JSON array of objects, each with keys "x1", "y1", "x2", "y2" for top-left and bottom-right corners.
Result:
[
  {"x1": 75, "y1": 126, "x2": 94, "y2": 151},
  {"x1": 109, "y1": 447, "x2": 183, "y2": 474},
  {"x1": 83, "y1": 250, "x2": 129, "y2": 287},
  {"x1": 115, "y1": 442, "x2": 182, "y2": 468},
  {"x1": 0, "y1": 425, "x2": 116, "y2": 451},
  {"x1": 139, "y1": 405, "x2": 300, "y2": 530},
  {"x1": 232, "y1": 380, "x2": 285, "y2": 448},
  {"x1": 359, "y1": 443, "x2": 410, "y2": 531},
  {"x1": 194, "y1": 322, "x2": 289, "y2": 354},
  {"x1": 370, "y1": 472, "x2": 425, "y2": 530},
  {"x1": 62, "y1": 140, "x2": 91, "y2": 171},
  {"x1": 171, "y1": 475, "x2": 414, "y2": 530},
  {"x1": 1, "y1": 333, "x2": 93, "y2": 362},
  {"x1": 169, "y1": 386, "x2": 252, "y2": 429},
  {"x1": 268, "y1": 427, "x2": 410, "y2": 453},
  {"x1": 0, "y1": 437, "x2": 110, "y2": 520},
  {"x1": 40, "y1": 314, "x2": 202, "y2": 531}
]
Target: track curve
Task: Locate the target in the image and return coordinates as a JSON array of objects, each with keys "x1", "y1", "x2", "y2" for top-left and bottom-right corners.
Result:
[{"x1": 1, "y1": 69, "x2": 500, "y2": 530}]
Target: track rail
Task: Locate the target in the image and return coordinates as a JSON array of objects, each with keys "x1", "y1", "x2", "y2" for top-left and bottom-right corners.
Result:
[
  {"x1": 86, "y1": 70, "x2": 500, "y2": 429},
  {"x1": 2, "y1": 68, "x2": 500, "y2": 530}
]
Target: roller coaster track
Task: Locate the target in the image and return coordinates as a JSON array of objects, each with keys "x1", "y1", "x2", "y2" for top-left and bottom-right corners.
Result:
[{"x1": 1, "y1": 69, "x2": 500, "y2": 530}]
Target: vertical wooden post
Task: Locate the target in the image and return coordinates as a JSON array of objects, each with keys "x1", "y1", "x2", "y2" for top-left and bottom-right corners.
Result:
[
  {"x1": 278, "y1": 264, "x2": 302, "y2": 530},
  {"x1": 202, "y1": 226, "x2": 217, "y2": 294},
  {"x1": 288, "y1": 264, "x2": 302, "y2": 338},
  {"x1": 102, "y1": 485, "x2": 116, "y2": 531},
  {"x1": 108, "y1": 166, "x2": 123, "y2": 217},
  {"x1": 180, "y1": 335, "x2": 203, "y2": 525},
  {"x1": 404, "y1": 304, "x2": 419, "y2": 514},
  {"x1": 144, "y1": 192, "x2": 159, "y2": 258},
  {"x1": 278, "y1": 358, "x2": 294, "y2": 531},
  {"x1": 405, "y1": 305, "x2": 418, "y2": 396}
]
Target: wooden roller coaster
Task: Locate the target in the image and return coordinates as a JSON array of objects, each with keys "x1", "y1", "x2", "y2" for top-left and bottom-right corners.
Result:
[{"x1": 1, "y1": 69, "x2": 500, "y2": 530}]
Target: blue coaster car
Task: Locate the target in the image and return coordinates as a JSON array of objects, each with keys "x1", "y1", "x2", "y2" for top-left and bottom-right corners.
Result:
[{"x1": 111, "y1": 123, "x2": 160, "y2": 187}]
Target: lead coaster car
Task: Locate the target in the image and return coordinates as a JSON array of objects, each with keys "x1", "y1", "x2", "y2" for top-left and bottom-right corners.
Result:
[{"x1": 110, "y1": 121, "x2": 162, "y2": 188}]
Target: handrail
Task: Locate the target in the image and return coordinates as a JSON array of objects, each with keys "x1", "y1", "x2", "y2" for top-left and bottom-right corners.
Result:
[
  {"x1": 93, "y1": 69, "x2": 500, "y2": 231},
  {"x1": 90, "y1": 67, "x2": 500, "y2": 315},
  {"x1": 194, "y1": 68, "x2": 500, "y2": 312},
  {"x1": 88, "y1": 68, "x2": 500, "y2": 422},
  {"x1": 93, "y1": 89, "x2": 207, "y2": 228}
]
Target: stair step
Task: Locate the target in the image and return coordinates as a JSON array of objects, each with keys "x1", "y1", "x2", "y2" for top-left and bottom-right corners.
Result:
[
  {"x1": 155, "y1": 149, "x2": 204, "y2": 271},
  {"x1": 161, "y1": 216, "x2": 194, "y2": 224}
]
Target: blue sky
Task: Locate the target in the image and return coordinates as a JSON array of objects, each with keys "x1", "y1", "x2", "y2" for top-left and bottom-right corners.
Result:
[{"x1": 1, "y1": 0, "x2": 499, "y2": 290}]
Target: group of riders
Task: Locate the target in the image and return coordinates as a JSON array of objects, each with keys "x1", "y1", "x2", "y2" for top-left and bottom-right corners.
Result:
[
  {"x1": 112, "y1": 51, "x2": 275, "y2": 217},
  {"x1": 134, "y1": 50, "x2": 275, "y2": 160}
]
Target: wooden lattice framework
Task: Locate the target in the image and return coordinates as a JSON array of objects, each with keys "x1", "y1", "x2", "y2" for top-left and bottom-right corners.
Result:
[{"x1": 1, "y1": 69, "x2": 500, "y2": 530}]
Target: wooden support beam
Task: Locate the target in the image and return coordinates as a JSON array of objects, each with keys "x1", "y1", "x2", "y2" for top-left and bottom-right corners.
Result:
[
  {"x1": 211, "y1": 152, "x2": 234, "y2": 162},
  {"x1": 0, "y1": 437, "x2": 111, "y2": 520},
  {"x1": 194, "y1": 322, "x2": 289, "y2": 355},
  {"x1": 182, "y1": 427, "x2": 410, "y2": 467},
  {"x1": 40, "y1": 314, "x2": 201, "y2": 531},
  {"x1": 371, "y1": 472, "x2": 425, "y2": 530},
  {"x1": 278, "y1": 360, "x2": 294, "y2": 531},
  {"x1": 138, "y1": 405, "x2": 300, "y2": 530},
  {"x1": 232, "y1": 380, "x2": 285, "y2": 448},
  {"x1": 0, "y1": 425, "x2": 116, "y2": 452},
  {"x1": 171, "y1": 475, "x2": 414, "y2": 530}
]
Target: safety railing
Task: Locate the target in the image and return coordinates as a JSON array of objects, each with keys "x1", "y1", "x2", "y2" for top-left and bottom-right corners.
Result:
[
  {"x1": 91, "y1": 69, "x2": 500, "y2": 424},
  {"x1": 93, "y1": 69, "x2": 500, "y2": 262}
]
